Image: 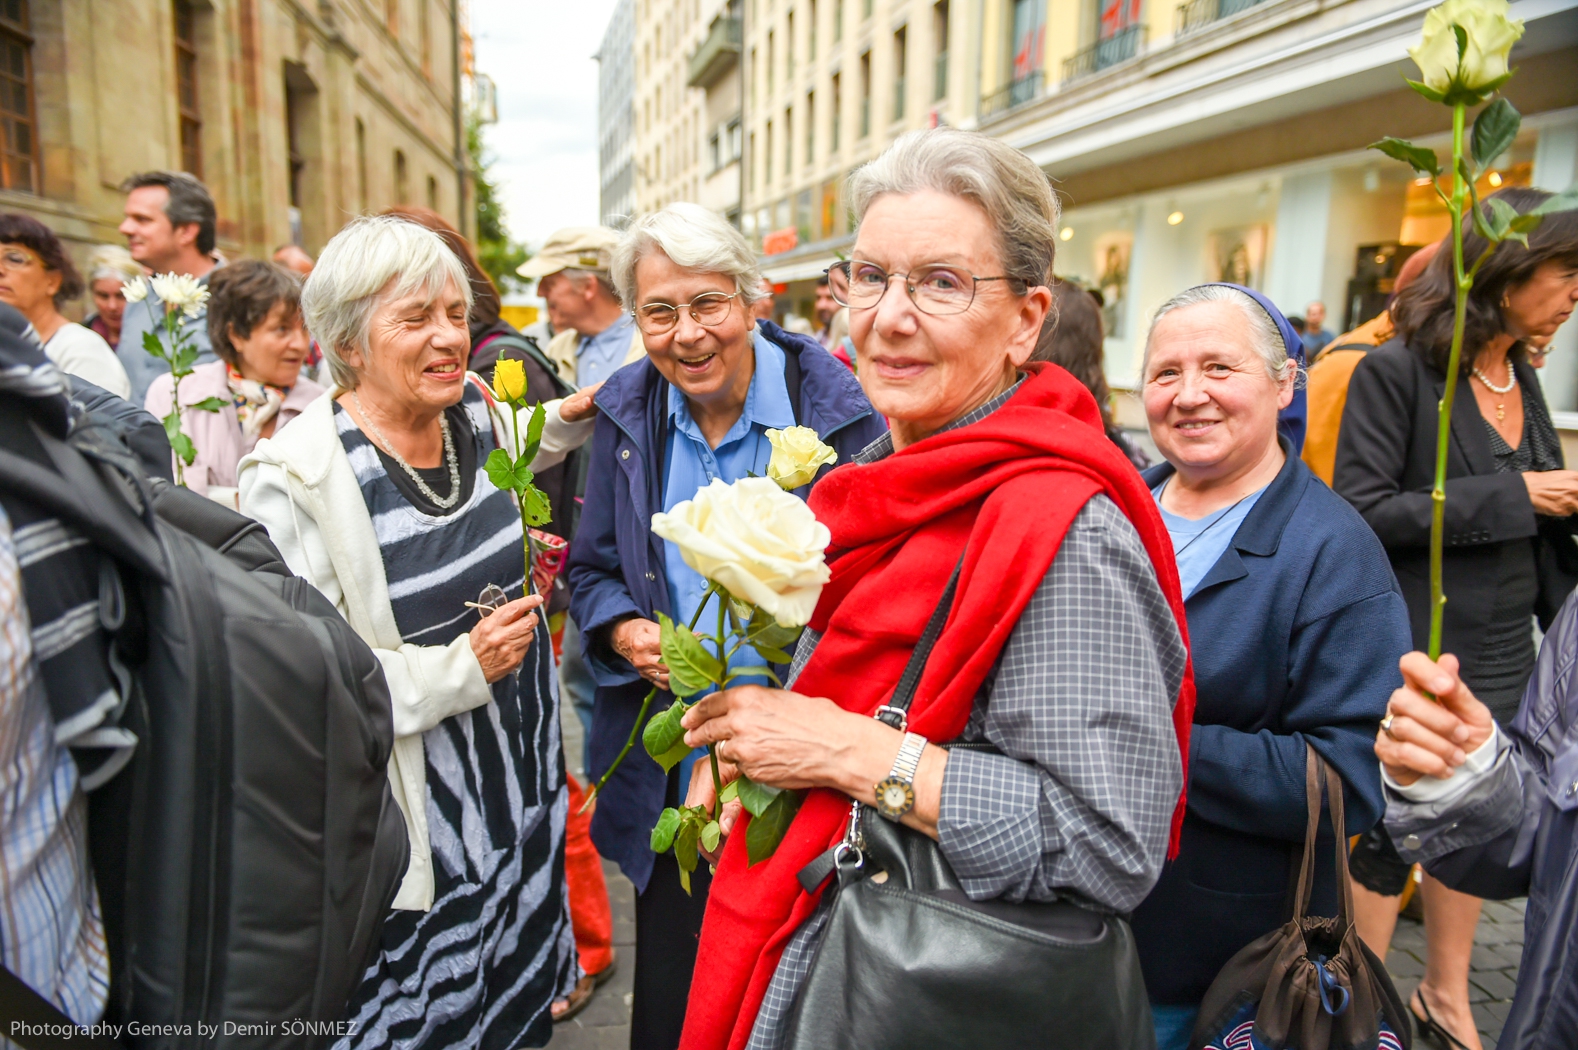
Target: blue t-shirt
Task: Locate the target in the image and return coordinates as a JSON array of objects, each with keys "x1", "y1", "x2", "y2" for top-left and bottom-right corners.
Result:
[
  {"x1": 576, "y1": 313, "x2": 637, "y2": 387},
  {"x1": 662, "y1": 330, "x2": 796, "y2": 784},
  {"x1": 1152, "y1": 479, "x2": 1268, "y2": 599}
]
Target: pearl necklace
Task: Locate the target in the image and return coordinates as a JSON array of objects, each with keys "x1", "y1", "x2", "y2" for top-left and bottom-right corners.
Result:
[
  {"x1": 1472, "y1": 365, "x2": 1517, "y2": 395},
  {"x1": 352, "y1": 393, "x2": 462, "y2": 510}
]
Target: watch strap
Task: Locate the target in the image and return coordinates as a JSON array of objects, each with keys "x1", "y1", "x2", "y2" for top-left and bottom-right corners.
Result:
[{"x1": 888, "y1": 732, "x2": 926, "y2": 783}]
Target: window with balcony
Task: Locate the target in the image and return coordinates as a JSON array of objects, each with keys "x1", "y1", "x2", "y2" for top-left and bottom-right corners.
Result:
[
  {"x1": 0, "y1": 0, "x2": 36, "y2": 193},
  {"x1": 1175, "y1": 0, "x2": 1268, "y2": 36},
  {"x1": 859, "y1": 51, "x2": 870, "y2": 138},
  {"x1": 727, "y1": 118, "x2": 742, "y2": 163},
  {"x1": 892, "y1": 27, "x2": 906, "y2": 122},
  {"x1": 1064, "y1": 0, "x2": 1145, "y2": 82},
  {"x1": 830, "y1": 73, "x2": 841, "y2": 151},
  {"x1": 174, "y1": 0, "x2": 204, "y2": 177},
  {"x1": 933, "y1": 0, "x2": 949, "y2": 100}
]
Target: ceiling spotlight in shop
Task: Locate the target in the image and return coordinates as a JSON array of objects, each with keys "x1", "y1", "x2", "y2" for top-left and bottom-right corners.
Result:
[
  {"x1": 1488, "y1": 171, "x2": 1504, "y2": 187},
  {"x1": 1167, "y1": 211, "x2": 1185, "y2": 226},
  {"x1": 1059, "y1": 227, "x2": 1074, "y2": 241}
]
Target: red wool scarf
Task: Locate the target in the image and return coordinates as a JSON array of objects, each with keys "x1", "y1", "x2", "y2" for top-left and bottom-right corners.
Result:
[{"x1": 679, "y1": 363, "x2": 1195, "y2": 1050}]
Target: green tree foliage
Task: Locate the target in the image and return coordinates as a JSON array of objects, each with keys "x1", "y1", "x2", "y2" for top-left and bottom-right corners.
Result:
[{"x1": 469, "y1": 115, "x2": 529, "y2": 293}]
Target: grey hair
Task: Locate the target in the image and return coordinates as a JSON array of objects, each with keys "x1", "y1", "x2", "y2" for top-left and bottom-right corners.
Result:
[
  {"x1": 611, "y1": 202, "x2": 767, "y2": 310},
  {"x1": 301, "y1": 215, "x2": 473, "y2": 390},
  {"x1": 1142, "y1": 284, "x2": 1298, "y2": 385},
  {"x1": 85, "y1": 244, "x2": 142, "y2": 286},
  {"x1": 557, "y1": 268, "x2": 620, "y2": 302},
  {"x1": 847, "y1": 128, "x2": 1060, "y2": 288}
]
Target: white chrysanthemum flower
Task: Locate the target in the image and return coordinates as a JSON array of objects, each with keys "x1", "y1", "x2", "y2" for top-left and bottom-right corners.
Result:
[
  {"x1": 121, "y1": 276, "x2": 149, "y2": 304},
  {"x1": 149, "y1": 272, "x2": 210, "y2": 318}
]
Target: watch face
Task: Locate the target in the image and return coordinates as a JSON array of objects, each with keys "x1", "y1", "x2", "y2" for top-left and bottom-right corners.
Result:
[{"x1": 875, "y1": 777, "x2": 915, "y2": 819}]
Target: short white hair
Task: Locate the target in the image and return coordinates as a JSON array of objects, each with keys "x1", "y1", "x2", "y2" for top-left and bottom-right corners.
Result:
[
  {"x1": 847, "y1": 128, "x2": 1060, "y2": 289},
  {"x1": 1142, "y1": 284, "x2": 1298, "y2": 385},
  {"x1": 86, "y1": 244, "x2": 142, "y2": 286},
  {"x1": 302, "y1": 215, "x2": 473, "y2": 389},
  {"x1": 611, "y1": 202, "x2": 767, "y2": 311}
]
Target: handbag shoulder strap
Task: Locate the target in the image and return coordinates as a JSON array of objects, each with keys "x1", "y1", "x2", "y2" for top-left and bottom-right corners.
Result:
[
  {"x1": 876, "y1": 557, "x2": 965, "y2": 730},
  {"x1": 1291, "y1": 743, "x2": 1354, "y2": 928}
]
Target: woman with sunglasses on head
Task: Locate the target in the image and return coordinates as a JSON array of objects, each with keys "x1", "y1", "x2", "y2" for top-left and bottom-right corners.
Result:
[{"x1": 565, "y1": 202, "x2": 885, "y2": 1050}]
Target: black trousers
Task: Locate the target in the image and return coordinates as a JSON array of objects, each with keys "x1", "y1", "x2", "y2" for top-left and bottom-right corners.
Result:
[{"x1": 630, "y1": 772, "x2": 714, "y2": 1050}]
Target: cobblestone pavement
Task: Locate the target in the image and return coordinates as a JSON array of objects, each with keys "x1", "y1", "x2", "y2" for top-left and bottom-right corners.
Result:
[{"x1": 550, "y1": 673, "x2": 1528, "y2": 1050}]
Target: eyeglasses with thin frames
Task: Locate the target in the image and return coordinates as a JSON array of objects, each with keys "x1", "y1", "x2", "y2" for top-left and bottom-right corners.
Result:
[
  {"x1": 826, "y1": 260, "x2": 1027, "y2": 316},
  {"x1": 635, "y1": 291, "x2": 741, "y2": 334},
  {"x1": 0, "y1": 247, "x2": 40, "y2": 273}
]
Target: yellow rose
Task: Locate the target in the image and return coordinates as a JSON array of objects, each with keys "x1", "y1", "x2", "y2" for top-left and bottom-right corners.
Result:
[
  {"x1": 1409, "y1": 0, "x2": 1523, "y2": 98},
  {"x1": 765, "y1": 426, "x2": 837, "y2": 490},
  {"x1": 493, "y1": 358, "x2": 528, "y2": 403},
  {"x1": 651, "y1": 477, "x2": 831, "y2": 628}
]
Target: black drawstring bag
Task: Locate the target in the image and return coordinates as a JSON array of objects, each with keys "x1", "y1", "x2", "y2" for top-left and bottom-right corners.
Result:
[{"x1": 1188, "y1": 744, "x2": 1411, "y2": 1050}]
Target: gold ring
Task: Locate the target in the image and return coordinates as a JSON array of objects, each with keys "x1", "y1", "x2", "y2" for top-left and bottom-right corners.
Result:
[{"x1": 1380, "y1": 713, "x2": 1397, "y2": 740}]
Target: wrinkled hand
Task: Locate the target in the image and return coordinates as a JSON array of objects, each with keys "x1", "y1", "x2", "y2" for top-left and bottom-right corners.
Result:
[
  {"x1": 681, "y1": 685, "x2": 876, "y2": 791},
  {"x1": 686, "y1": 756, "x2": 743, "y2": 864},
  {"x1": 1523, "y1": 469, "x2": 1578, "y2": 516},
  {"x1": 612, "y1": 617, "x2": 669, "y2": 690},
  {"x1": 469, "y1": 594, "x2": 543, "y2": 683},
  {"x1": 559, "y1": 382, "x2": 604, "y2": 423},
  {"x1": 1376, "y1": 652, "x2": 1496, "y2": 786}
]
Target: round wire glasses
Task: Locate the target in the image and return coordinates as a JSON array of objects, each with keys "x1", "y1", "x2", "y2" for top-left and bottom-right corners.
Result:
[
  {"x1": 635, "y1": 291, "x2": 740, "y2": 334},
  {"x1": 826, "y1": 260, "x2": 1026, "y2": 316}
]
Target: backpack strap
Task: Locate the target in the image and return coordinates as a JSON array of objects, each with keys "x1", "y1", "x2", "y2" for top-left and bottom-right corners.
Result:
[{"x1": 0, "y1": 964, "x2": 120, "y2": 1050}]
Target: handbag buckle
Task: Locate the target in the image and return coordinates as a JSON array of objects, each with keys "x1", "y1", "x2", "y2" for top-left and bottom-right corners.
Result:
[{"x1": 874, "y1": 705, "x2": 908, "y2": 731}]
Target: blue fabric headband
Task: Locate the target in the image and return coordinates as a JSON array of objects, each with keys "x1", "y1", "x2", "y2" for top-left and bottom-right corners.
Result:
[{"x1": 1198, "y1": 282, "x2": 1305, "y2": 366}]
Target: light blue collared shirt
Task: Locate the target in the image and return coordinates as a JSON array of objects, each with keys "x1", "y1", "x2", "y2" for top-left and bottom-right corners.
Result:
[
  {"x1": 576, "y1": 313, "x2": 637, "y2": 387},
  {"x1": 662, "y1": 331, "x2": 796, "y2": 784},
  {"x1": 1151, "y1": 479, "x2": 1268, "y2": 599}
]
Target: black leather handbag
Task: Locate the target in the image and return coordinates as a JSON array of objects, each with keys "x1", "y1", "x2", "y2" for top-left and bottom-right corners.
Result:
[{"x1": 780, "y1": 565, "x2": 1157, "y2": 1050}]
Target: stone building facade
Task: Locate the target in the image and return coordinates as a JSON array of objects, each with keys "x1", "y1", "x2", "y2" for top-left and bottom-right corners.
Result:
[{"x1": 8, "y1": 0, "x2": 465, "y2": 303}]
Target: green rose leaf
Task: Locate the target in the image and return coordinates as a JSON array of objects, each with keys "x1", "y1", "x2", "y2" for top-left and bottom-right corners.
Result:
[
  {"x1": 1471, "y1": 98, "x2": 1520, "y2": 172},
  {"x1": 745, "y1": 788, "x2": 802, "y2": 866},
  {"x1": 187, "y1": 396, "x2": 228, "y2": 414},
  {"x1": 650, "y1": 807, "x2": 682, "y2": 853},
  {"x1": 642, "y1": 698, "x2": 693, "y2": 773},
  {"x1": 1369, "y1": 137, "x2": 1442, "y2": 178},
  {"x1": 167, "y1": 427, "x2": 196, "y2": 467},
  {"x1": 719, "y1": 778, "x2": 740, "y2": 804},
  {"x1": 701, "y1": 820, "x2": 722, "y2": 853},
  {"x1": 675, "y1": 816, "x2": 702, "y2": 895},
  {"x1": 658, "y1": 611, "x2": 723, "y2": 697},
  {"x1": 171, "y1": 341, "x2": 200, "y2": 373},
  {"x1": 1486, "y1": 197, "x2": 1520, "y2": 238},
  {"x1": 142, "y1": 330, "x2": 169, "y2": 362},
  {"x1": 519, "y1": 481, "x2": 553, "y2": 527},
  {"x1": 746, "y1": 605, "x2": 802, "y2": 655},
  {"x1": 484, "y1": 448, "x2": 518, "y2": 493},
  {"x1": 1533, "y1": 186, "x2": 1578, "y2": 217},
  {"x1": 735, "y1": 775, "x2": 783, "y2": 818},
  {"x1": 521, "y1": 402, "x2": 548, "y2": 464}
]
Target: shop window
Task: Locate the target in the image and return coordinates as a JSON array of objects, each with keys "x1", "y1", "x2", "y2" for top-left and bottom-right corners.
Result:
[
  {"x1": 174, "y1": 0, "x2": 203, "y2": 178},
  {"x1": 0, "y1": 0, "x2": 36, "y2": 194}
]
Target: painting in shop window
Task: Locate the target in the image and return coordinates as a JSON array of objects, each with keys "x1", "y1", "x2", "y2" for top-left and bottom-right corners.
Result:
[
  {"x1": 1093, "y1": 231, "x2": 1131, "y2": 340},
  {"x1": 1208, "y1": 224, "x2": 1268, "y2": 290}
]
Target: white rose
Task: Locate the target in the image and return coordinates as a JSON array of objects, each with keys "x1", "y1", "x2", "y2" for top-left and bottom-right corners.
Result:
[
  {"x1": 149, "y1": 272, "x2": 210, "y2": 318},
  {"x1": 121, "y1": 276, "x2": 149, "y2": 304},
  {"x1": 1409, "y1": 0, "x2": 1523, "y2": 98},
  {"x1": 765, "y1": 426, "x2": 838, "y2": 490},
  {"x1": 651, "y1": 477, "x2": 831, "y2": 628}
]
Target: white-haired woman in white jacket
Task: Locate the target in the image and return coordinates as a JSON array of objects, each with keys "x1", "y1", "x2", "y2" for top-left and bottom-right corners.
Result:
[{"x1": 239, "y1": 215, "x2": 598, "y2": 1050}]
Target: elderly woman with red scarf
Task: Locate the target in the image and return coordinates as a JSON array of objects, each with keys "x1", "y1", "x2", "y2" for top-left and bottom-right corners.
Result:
[{"x1": 672, "y1": 128, "x2": 1194, "y2": 1050}]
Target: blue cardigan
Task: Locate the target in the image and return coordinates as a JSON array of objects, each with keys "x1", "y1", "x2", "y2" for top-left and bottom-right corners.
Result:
[
  {"x1": 565, "y1": 324, "x2": 887, "y2": 892},
  {"x1": 1131, "y1": 444, "x2": 1410, "y2": 1004}
]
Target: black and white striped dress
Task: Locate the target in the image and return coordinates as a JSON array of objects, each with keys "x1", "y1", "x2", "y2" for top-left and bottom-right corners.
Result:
[{"x1": 334, "y1": 385, "x2": 577, "y2": 1050}]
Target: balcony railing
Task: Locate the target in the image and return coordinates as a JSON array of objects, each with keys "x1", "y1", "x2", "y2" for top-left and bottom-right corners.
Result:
[
  {"x1": 687, "y1": 16, "x2": 742, "y2": 89},
  {"x1": 980, "y1": 71, "x2": 1043, "y2": 119},
  {"x1": 1061, "y1": 24, "x2": 1146, "y2": 84},
  {"x1": 1175, "y1": 0, "x2": 1269, "y2": 36},
  {"x1": 934, "y1": 51, "x2": 948, "y2": 100}
]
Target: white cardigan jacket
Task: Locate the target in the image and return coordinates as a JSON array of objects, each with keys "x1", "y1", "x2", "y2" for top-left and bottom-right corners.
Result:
[{"x1": 237, "y1": 381, "x2": 593, "y2": 910}]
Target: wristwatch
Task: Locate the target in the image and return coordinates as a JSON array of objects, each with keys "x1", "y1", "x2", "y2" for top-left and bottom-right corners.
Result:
[{"x1": 874, "y1": 732, "x2": 928, "y2": 821}]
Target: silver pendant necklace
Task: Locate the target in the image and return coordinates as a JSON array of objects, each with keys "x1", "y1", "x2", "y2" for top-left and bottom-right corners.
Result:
[{"x1": 352, "y1": 392, "x2": 463, "y2": 510}]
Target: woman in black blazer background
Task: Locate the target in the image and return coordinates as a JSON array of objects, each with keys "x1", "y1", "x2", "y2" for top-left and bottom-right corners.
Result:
[{"x1": 1334, "y1": 186, "x2": 1578, "y2": 1050}]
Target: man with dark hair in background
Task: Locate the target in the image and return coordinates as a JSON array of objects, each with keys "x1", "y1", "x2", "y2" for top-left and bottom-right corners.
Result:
[
  {"x1": 116, "y1": 170, "x2": 220, "y2": 403},
  {"x1": 813, "y1": 273, "x2": 837, "y2": 348}
]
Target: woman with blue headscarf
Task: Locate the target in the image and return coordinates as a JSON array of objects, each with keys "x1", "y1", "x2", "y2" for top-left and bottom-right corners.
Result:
[{"x1": 1128, "y1": 284, "x2": 1412, "y2": 1049}]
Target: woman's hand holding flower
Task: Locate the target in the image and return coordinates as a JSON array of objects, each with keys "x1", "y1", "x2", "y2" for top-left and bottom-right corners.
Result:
[
  {"x1": 469, "y1": 593, "x2": 544, "y2": 683},
  {"x1": 613, "y1": 617, "x2": 670, "y2": 690},
  {"x1": 1375, "y1": 652, "x2": 1496, "y2": 785}
]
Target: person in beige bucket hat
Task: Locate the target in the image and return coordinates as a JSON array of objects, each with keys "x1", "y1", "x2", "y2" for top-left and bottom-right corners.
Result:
[{"x1": 518, "y1": 226, "x2": 646, "y2": 387}]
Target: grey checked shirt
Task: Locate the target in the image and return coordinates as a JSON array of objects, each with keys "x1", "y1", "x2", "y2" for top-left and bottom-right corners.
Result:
[{"x1": 746, "y1": 384, "x2": 1186, "y2": 1049}]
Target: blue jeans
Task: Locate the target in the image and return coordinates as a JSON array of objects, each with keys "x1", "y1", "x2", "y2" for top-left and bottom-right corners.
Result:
[{"x1": 1152, "y1": 1003, "x2": 1200, "y2": 1050}]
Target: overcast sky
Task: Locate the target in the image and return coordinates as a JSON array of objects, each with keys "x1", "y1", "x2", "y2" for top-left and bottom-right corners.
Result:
[{"x1": 471, "y1": 0, "x2": 621, "y2": 249}]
